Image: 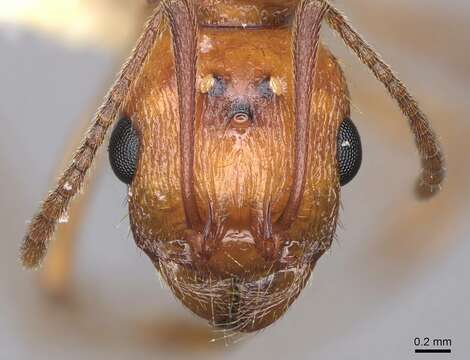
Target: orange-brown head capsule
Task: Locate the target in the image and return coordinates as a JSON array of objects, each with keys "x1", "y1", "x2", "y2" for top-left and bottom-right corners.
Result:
[{"x1": 120, "y1": 0, "x2": 350, "y2": 332}]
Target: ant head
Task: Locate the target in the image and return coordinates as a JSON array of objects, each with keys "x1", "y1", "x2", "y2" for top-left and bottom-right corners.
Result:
[
  {"x1": 22, "y1": 0, "x2": 444, "y2": 333},
  {"x1": 118, "y1": 28, "x2": 350, "y2": 331}
]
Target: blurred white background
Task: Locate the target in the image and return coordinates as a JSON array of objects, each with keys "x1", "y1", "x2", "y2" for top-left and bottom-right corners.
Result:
[{"x1": 0, "y1": 0, "x2": 469, "y2": 359}]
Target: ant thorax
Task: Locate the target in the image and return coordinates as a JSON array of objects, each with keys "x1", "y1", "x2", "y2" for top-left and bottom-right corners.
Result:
[{"x1": 196, "y1": 0, "x2": 299, "y2": 28}]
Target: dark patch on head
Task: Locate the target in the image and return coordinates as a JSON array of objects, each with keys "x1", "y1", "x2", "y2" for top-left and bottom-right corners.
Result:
[{"x1": 209, "y1": 75, "x2": 226, "y2": 97}]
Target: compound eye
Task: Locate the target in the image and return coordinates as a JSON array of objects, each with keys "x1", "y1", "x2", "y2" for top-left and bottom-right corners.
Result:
[
  {"x1": 108, "y1": 117, "x2": 140, "y2": 185},
  {"x1": 337, "y1": 117, "x2": 362, "y2": 186}
]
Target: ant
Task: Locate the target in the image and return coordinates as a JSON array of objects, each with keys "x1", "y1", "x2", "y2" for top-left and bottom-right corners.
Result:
[{"x1": 21, "y1": 0, "x2": 445, "y2": 332}]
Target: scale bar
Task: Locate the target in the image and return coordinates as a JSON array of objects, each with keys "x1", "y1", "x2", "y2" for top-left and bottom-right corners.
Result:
[{"x1": 415, "y1": 349, "x2": 451, "y2": 354}]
